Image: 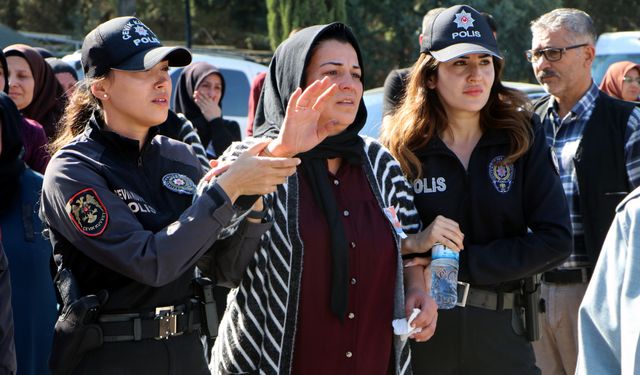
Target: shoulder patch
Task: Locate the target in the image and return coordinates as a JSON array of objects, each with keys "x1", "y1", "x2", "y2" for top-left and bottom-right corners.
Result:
[
  {"x1": 488, "y1": 155, "x2": 515, "y2": 193},
  {"x1": 65, "y1": 188, "x2": 109, "y2": 236},
  {"x1": 162, "y1": 173, "x2": 196, "y2": 195}
]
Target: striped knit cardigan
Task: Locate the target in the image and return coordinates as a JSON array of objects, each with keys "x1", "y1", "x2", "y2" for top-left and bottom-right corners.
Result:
[{"x1": 211, "y1": 136, "x2": 421, "y2": 375}]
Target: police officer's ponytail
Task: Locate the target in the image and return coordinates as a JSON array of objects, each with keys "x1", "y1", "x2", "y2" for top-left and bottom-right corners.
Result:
[{"x1": 49, "y1": 77, "x2": 103, "y2": 155}]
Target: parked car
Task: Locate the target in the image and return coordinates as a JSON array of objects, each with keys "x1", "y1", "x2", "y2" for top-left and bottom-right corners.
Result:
[
  {"x1": 360, "y1": 80, "x2": 546, "y2": 139},
  {"x1": 62, "y1": 51, "x2": 268, "y2": 137},
  {"x1": 593, "y1": 31, "x2": 640, "y2": 85}
]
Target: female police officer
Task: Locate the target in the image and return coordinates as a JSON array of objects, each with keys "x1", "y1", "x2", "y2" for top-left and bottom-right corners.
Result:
[
  {"x1": 381, "y1": 5, "x2": 572, "y2": 374},
  {"x1": 40, "y1": 17, "x2": 300, "y2": 375}
]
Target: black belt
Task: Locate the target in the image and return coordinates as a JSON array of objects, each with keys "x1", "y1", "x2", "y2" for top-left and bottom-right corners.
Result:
[
  {"x1": 456, "y1": 282, "x2": 517, "y2": 311},
  {"x1": 543, "y1": 268, "x2": 592, "y2": 284},
  {"x1": 98, "y1": 301, "x2": 202, "y2": 342}
]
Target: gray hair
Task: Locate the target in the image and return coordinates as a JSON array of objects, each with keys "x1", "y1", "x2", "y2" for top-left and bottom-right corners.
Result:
[{"x1": 530, "y1": 8, "x2": 596, "y2": 44}]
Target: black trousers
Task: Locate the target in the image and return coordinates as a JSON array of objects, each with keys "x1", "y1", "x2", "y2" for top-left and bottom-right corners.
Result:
[
  {"x1": 71, "y1": 332, "x2": 209, "y2": 375},
  {"x1": 410, "y1": 306, "x2": 540, "y2": 375}
]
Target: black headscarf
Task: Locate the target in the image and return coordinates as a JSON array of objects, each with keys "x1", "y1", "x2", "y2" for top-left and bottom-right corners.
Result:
[
  {"x1": 45, "y1": 57, "x2": 78, "y2": 80},
  {"x1": 0, "y1": 92, "x2": 26, "y2": 212},
  {"x1": 254, "y1": 23, "x2": 368, "y2": 319},
  {"x1": 173, "y1": 61, "x2": 226, "y2": 120},
  {"x1": 0, "y1": 51, "x2": 8, "y2": 93}
]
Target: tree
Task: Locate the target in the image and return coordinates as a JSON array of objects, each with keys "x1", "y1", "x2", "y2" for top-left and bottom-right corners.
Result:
[
  {"x1": 266, "y1": 0, "x2": 347, "y2": 50},
  {"x1": 346, "y1": 0, "x2": 419, "y2": 87}
]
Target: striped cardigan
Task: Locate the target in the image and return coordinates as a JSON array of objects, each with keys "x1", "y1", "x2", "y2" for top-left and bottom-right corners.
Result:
[{"x1": 211, "y1": 137, "x2": 421, "y2": 375}]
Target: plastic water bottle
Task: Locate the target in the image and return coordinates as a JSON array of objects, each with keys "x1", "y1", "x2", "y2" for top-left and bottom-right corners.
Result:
[{"x1": 430, "y1": 243, "x2": 459, "y2": 309}]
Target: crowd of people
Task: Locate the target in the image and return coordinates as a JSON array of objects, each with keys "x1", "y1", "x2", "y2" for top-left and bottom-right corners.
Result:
[{"x1": 0, "y1": 4, "x2": 639, "y2": 375}]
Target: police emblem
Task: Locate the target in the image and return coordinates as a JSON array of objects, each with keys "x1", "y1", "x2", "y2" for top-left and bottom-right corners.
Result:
[
  {"x1": 488, "y1": 156, "x2": 515, "y2": 193},
  {"x1": 453, "y1": 10, "x2": 475, "y2": 30},
  {"x1": 65, "y1": 188, "x2": 108, "y2": 236},
  {"x1": 162, "y1": 173, "x2": 196, "y2": 195}
]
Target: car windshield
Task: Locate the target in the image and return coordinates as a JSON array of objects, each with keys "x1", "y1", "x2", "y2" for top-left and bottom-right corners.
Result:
[{"x1": 592, "y1": 54, "x2": 640, "y2": 85}]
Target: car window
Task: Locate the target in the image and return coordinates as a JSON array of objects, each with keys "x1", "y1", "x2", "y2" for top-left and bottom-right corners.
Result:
[
  {"x1": 169, "y1": 67, "x2": 250, "y2": 117},
  {"x1": 219, "y1": 68, "x2": 250, "y2": 117}
]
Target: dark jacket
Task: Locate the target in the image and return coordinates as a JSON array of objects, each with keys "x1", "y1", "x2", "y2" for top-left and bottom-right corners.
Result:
[
  {"x1": 1, "y1": 169, "x2": 56, "y2": 375},
  {"x1": 412, "y1": 124, "x2": 572, "y2": 288},
  {"x1": 0, "y1": 242, "x2": 16, "y2": 375},
  {"x1": 534, "y1": 92, "x2": 636, "y2": 264},
  {"x1": 41, "y1": 114, "x2": 267, "y2": 312},
  {"x1": 191, "y1": 115, "x2": 241, "y2": 158}
]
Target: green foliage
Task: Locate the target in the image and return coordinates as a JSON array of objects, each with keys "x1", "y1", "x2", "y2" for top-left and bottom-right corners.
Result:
[
  {"x1": 267, "y1": 0, "x2": 347, "y2": 50},
  {"x1": 346, "y1": 0, "x2": 419, "y2": 88},
  {"x1": 0, "y1": 0, "x2": 637, "y2": 85}
]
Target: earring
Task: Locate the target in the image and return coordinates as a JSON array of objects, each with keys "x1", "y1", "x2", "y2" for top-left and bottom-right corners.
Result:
[{"x1": 103, "y1": 94, "x2": 108, "y2": 99}]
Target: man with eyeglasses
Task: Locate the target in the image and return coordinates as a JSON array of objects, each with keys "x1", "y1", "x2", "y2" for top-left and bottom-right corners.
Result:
[{"x1": 527, "y1": 8, "x2": 640, "y2": 375}]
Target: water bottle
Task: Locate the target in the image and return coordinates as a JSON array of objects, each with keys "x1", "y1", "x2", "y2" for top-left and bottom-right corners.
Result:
[{"x1": 430, "y1": 243, "x2": 459, "y2": 309}]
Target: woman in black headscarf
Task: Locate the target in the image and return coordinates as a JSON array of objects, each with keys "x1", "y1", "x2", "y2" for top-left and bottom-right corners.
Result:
[
  {"x1": 174, "y1": 62, "x2": 241, "y2": 159},
  {"x1": 0, "y1": 50, "x2": 49, "y2": 173},
  {"x1": 210, "y1": 23, "x2": 438, "y2": 375}
]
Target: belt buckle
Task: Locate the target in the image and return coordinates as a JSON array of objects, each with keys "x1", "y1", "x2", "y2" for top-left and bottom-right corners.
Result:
[
  {"x1": 155, "y1": 305, "x2": 181, "y2": 340},
  {"x1": 456, "y1": 281, "x2": 470, "y2": 307}
]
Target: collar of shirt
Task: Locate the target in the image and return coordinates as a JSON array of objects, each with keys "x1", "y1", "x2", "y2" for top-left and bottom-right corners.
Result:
[
  {"x1": 545, "y1": 81, "x2": 599, "y2": 129},
  {"x1": 86, "y1": 112, "x2": 159, "y2": 161}
]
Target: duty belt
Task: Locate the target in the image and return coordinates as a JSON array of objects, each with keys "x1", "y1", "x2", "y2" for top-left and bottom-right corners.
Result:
[
  {"x1": 456, "y1": 282, "x2": 517, "y2": 311},
  {"x1": 98, "y1": 300, "x2": 202, "y2": 342},
  {"x1": 542, "y1": 268, "x2": 592, "y2": 284}
]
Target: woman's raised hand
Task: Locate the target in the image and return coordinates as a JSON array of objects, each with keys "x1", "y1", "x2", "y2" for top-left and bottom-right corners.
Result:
[
  {"x1": 193, "y1": 90, "x2": 222, "y2": 122},
  {"x1": 212, "y1": 140, "x2": 300, "y2": 202},
  {"x1": 266, "y1": 77, "x2": 339, "y2": 157}
]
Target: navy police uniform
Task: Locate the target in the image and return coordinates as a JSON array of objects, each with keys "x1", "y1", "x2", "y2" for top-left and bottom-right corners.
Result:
[
  {"x1": 41, "y1": 114, "x2": 269, "y2": 375},
  {"x1": 410, "y1": 124, "x2": 572, "y2": 374}
]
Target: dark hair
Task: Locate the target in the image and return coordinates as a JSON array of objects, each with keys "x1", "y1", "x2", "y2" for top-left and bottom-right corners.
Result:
[
  {"x1": 481, "y1": 12, "x2": 497, "y2": 34},
  {"x1": 380, "y1": 54, "x2": 531, "y2": 179}
]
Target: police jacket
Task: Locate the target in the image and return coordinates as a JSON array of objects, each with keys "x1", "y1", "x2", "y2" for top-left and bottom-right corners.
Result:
[
  {"x1": 412, "y1": 124, "x2": 572, "y2": 289},
  {"x1": 41, "y1": 113, "x2": 268, "y2": 312}
]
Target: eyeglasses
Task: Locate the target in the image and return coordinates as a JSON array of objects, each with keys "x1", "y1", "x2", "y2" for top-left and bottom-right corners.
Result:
[
  {"x1": 524, "y1": 44, "x2": 588, "y2": 63},
  {"x1": 622, "y1": 76, "x2": 640, "y2": 85}
]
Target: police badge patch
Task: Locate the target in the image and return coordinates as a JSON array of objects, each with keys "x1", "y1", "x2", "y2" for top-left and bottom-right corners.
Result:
[
  {"x1": 162, "y1": 173, "x2": 196, "y2": 195},
  {"x1": 65, "y1": 188, "x2": 109, "y2": 236},
  {"x1": 488, "y1": 156, "x2": 515, "y2": 193}
]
